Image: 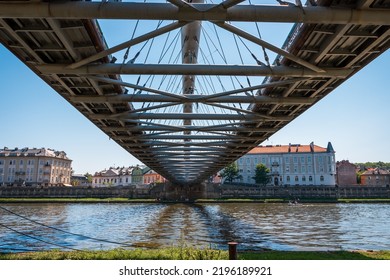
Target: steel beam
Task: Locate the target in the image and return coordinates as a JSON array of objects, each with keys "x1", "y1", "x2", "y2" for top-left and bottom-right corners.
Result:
[
  {"x1": 37, "y1": 64, "x2": 352, "y2": 77},
  {"x1": 68, "y1": 21, "x2": 187, "y2": 69},
  {"x1": 91, "y1": 112, "x2": 292, "y2": 121},
  {"x1": 70, "y1": 94, "x2": 314, "y2": 104},
  {"x1": 214, "y1": 22, "x2": 324, "y2": 73},
  {"x1": 1, "y1": 3, "x2": 390, "y2": 25},
  {"x1": 101, "y1": 125, "x2": 276, "y2": 133},
  {"x1": 120, "y1": 135, "x2": 259, "y2": 140}
]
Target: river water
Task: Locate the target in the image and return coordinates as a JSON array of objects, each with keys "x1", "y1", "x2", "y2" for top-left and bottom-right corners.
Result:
[{"x1": 0, "y1": 203, "x2": 389, "y2": 253}]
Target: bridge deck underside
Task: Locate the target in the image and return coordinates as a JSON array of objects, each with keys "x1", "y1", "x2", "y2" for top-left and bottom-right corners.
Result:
[{"x1": 0, "y1": 0, "x2": 389, "y2": 185}]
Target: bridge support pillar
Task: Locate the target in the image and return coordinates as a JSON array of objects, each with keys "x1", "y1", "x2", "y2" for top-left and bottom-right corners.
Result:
[{"x1": 152, "y1": 182, "x2": 208, "y2": 201}]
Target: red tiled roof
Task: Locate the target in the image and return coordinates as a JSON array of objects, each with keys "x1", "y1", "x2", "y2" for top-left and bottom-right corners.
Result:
[
  {"x1": 362, "y1": 168, "x2": 390, "y2": 175},
  {"x1": 248, "y1": 144, "x2": 327, "y2": 154}
]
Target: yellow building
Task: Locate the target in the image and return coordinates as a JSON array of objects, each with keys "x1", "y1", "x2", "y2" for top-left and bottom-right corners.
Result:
[{"x1": 0, "y1": 147, "x2": 72, "y2": 187}]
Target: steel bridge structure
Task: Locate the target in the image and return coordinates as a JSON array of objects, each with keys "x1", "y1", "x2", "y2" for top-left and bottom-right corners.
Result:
[{"x1": 0, "y1": 0, "x2": 389, "y2": 186}]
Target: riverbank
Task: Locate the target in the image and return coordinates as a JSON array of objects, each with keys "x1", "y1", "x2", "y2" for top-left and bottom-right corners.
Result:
[
  {"x1": 1, "y1": 185, "x2": 390, "y2": 201},
  {"x1": 1, "y1": 197, "x2": 390, "y2": 204},
  {"x1": 1, "y1": 248, "x2": 389, "y2": 260}
]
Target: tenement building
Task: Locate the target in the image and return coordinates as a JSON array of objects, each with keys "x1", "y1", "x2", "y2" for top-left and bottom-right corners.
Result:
[
  {"x1": 336, "y1": 160, "x2": 357, "y2": 186},
  {"x1": 92, "y1": 165, "x2": 145, "y2": 187},
  {"x1": 360, "y1": 168, "x2": 390, "y2": 186},
  {"x1": 0, "y1": 147, "x2": 72, "y2": 186},
  {"x1": 236, "y1": 142, "x2": 336, "y2": 186}
]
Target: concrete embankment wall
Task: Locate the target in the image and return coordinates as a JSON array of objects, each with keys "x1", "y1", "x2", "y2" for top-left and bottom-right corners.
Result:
[
  {"x1": 0, "y1": 186, "x2": 135, "y2": 199},
  {"x1": 0, "y1": 185, "x2": 390, "y2": 199},
  {"x1": 218, "y1": 185, "x2": 390, "y2": 199}
]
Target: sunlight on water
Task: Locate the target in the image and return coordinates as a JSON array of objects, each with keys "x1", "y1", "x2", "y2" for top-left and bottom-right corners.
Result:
[{"x1": 1, "y1": 203, "x2": 389, "y2": 252}]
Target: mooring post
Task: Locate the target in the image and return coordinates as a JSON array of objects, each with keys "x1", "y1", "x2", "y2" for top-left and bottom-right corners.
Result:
[{"x1": 228, "y1": 241, "x2": 238, "y2": 260}]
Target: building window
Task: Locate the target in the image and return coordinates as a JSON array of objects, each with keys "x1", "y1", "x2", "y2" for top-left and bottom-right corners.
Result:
[
  {"x1": 308, "y1": 157, "x2": 312, "y2": 163},
  {"x1": 293, "y1": 157, "x2": 297, "y2": 163},
  {"x1": 309, "y1": 176, "x2": 313, "y2": 182},
  {"x1": 295, "y1": 176, "x2": 299, "y2": 182},
  {"x1": 294, "y1": 166, "x2": 298, "y2": 173},
  {"x1": 320, "y1": 176, "x2": 324, "y2": 182},
  {"x1": 286, "y1": 166, "x2": 290, "y2": 172},
  {"x1": 286, "y1": 176, "x2": 290, "y2": 182},
  {"x1": 302, "y1": 176, "x2": 306, "y2": 182},
  {"x1": 285, "y1": 157, "x2": 289, "y2": 163},
  {"x1": 308, "y1": 165, "x2": 312, "y2": 172},
  {"x1": 301, "y1": 157, "x2": 305, "y2": 163}
]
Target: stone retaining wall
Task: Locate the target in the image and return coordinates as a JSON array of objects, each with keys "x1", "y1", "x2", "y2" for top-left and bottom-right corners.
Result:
[
  {"x1": 0, "y1": 185, "x2": 389, "y2": 199},
  {"x1": 218, "y1": 185, "x2": 390, "y2": 199}
]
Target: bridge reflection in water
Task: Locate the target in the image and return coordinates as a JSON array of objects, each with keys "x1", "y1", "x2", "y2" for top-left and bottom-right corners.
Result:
[{"x1": 1, "y1": 203, "x2": 390, "y2": 253}]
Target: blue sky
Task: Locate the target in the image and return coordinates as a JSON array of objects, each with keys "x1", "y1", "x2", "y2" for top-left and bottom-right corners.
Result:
[{"x1": 1, "y1": 15, "x2": 389, "y2": 175}]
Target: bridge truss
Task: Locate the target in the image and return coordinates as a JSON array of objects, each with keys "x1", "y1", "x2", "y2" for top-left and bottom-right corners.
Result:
[{"x1": 0, "y1": 0, "x2": 389, "y2": 185}]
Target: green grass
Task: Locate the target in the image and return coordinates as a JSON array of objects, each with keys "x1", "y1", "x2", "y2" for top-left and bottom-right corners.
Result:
[
  {"x1": 338, "y1": 198, "x2": 390, "y2": 203},
  {"x1": 0, "y1": 247, "x2": 228, "y2": 260},
  {"x1": 1, "y1": 248, "x2": 389, "y2": 260},
  {"x1": 239, "y1": 250, "x2": 390, "y2": 260}
]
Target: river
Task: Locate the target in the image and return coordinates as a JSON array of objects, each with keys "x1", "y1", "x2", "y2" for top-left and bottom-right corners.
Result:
[{"x1": 0, "y1": 203, "x2": 389, "y2": 252}]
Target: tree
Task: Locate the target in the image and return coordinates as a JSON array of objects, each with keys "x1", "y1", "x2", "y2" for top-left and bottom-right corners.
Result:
[
  {"x1": 84, "y1": 172, "x2": 93, "y2": 183},
  {"x1": 220, "y1": 162, "x2": 242, "y2": 183},
  {"x1": 253, "y1": 164, "x2": 271, "y2": 187}
]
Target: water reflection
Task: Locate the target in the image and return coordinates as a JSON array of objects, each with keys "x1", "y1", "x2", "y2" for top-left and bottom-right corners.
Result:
[{"x1": 1, "y1": 203, "x2": 390, "y2": 252}]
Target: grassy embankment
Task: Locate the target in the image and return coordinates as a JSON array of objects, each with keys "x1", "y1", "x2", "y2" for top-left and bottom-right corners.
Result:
[{"x1": 1, "y1": 247, "x2": 390, "y2": 260}]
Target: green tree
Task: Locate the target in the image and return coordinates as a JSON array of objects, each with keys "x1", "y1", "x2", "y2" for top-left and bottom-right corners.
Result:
[
  {"x1": 84, "y1": 172, "x2": 93, "y2": 183},
  {"x1": 253, "y1": 164, "x2": 271, "y2": 186},
  {"x1": 220, "y1": 162, "x2": 242, "y2": 183},
  {"x1": 356, "y1": 170, "x2": 364, "y2": 184}
]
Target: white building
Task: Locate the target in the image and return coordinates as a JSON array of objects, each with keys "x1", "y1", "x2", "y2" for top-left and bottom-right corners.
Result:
[
  {"x1": 0, "y1": 147, "x2": 72, "y2": 186},
  {"x1": 92, "y1": 166, "x2": 133, "y2": 187},
  {"x1": 236, "y1": 142, "x2": 336, "y2": 186}
]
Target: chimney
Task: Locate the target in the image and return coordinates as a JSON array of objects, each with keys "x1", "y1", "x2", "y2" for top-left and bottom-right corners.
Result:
[{"x1": 310, "y1": 142, "x2": 314, "y2": 152}]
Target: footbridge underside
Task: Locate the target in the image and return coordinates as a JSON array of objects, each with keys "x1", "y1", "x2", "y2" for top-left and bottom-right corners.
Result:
[{"x1": 0, "y1": 0, "x2": 389, "y2": 185}]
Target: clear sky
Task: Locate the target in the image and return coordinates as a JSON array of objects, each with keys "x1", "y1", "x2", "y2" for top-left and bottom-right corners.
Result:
[{"x1": 1, "y1": 7, "x2": 389, "y2": 175}]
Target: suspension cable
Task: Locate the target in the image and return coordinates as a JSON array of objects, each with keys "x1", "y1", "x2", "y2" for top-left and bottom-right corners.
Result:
[
  {"x1": 0, "y1": 222, "x2": 83, "y2": 252},
  {"x1": 0, "y1": 205, "x2": 133, "y2": 247}
]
